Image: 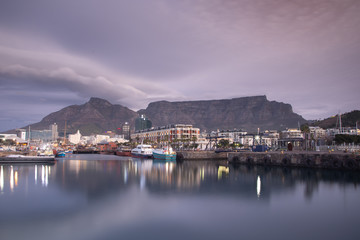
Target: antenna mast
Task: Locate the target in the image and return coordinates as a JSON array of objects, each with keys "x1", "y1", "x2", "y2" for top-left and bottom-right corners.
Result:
[{"x1": 63, "y1": 120, "x2": 67, "y2": 145}]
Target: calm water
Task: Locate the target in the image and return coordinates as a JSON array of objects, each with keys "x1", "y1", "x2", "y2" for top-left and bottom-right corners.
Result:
[{"x1": 1, "y1": 154, "x2": 360, "y2": 240}]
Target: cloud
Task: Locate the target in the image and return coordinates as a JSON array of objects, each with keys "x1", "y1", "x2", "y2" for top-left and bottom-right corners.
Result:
[{"x1": 0, "y1": 0, "x2": 360, "y2": 131}]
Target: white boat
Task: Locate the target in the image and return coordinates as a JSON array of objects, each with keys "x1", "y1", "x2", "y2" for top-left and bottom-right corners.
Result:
[
  {"x1": 153, "y1": 146, "x2": 176, "y2": 161},
  {"x1": 131, "y1": 144, "x2": 153, "y2": 158}
]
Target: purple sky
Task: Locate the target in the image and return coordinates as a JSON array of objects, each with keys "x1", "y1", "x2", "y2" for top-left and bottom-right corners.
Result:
[{"x1": 0, "y1": 0, "x2": 359, "y2": 132}]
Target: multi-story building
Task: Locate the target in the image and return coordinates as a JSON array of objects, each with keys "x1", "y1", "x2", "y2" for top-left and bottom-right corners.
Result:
[
  {"x1": 16, "y1": 129, "x2": 27, "y2": 140},
  {"x1": 122, "y1": 122, "x2": 131, "y2": 140},
  {"x1": 131, "y1": 124, "x2": 200, "y2": 144},
  {"x1": 279, "y1": 128, "x2": 304, "y2": 149},
  {"x1": 68, "y1": 130, "x2": 82, "y2": 144},
  {"x1": 261, "y1": 130, "x2": 279, "y2": 148},
  {"x1": 29, "y1": 130, "x2": 52, "y2": 142},
  {"x1": 50, "y1": 123, "x2": 58, "y2": 141},
  {"x1": 135, "y1": 114, "x2": 152, "y2": 131}
]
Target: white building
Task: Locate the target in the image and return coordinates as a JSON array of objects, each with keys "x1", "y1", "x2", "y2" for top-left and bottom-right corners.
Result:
[
  {"x1": 131, "y1": 124, "x2": 200, "y2": 144},
  {"x1": 68, "y1": 130, "x2": 82, "y2": 144}
]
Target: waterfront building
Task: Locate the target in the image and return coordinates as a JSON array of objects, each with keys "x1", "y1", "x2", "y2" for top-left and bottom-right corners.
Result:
[
  {"x1": 108, "y1": 135, "x2": 128, "y2": 143},
  {"x1": 16, "y1": 129, "x2": 27, "y2": 140},
  {"x1": 135, "y1": 114, "x2": 152, "y2": 131},
  {"x1": 260, "y1": 130, "x2": 279, "y2": 148},
  {"x1": 216, "y1": 129, "x2": 248, "y2": 143},
  {"x1": 122, "y1": 122, "x2": 131, "y2": 140},
  {"x1": 131, "y1": 124, "x2": 200, "y2": 144},
  {"x1": 68, "y1": 130, "x2": 82, "y2": 144},
  {"x1": 279, "y1": 128, "x2": 304, "y2": 150},
  {"x1": 29, "y1": 130, "x2": 52, "y2": 142},
  {"x1": 50, "y1": 123, "x2": 59, "y2": 141}
]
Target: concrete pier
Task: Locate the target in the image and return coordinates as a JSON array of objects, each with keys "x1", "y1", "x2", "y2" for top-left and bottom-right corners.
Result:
[
  {"x1": 228, "y1": 151, "x2": 360, "y2": 170},
  {"x1": 176, "y1": 151, "x2": 228, "y2": 161},
  {"x1": 176, "y1": 150, "x2": 360, "y2": 170}
]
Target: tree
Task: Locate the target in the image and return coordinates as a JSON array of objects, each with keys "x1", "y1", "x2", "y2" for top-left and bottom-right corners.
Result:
[{"x1": 217, "y1": 139, "x2": 230, "y2": 149}]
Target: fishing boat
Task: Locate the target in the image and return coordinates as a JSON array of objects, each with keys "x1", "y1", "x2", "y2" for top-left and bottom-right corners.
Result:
[
  {"x1": 131, "y1": 144, "x2": 153, "y2": 158},
  {"x1": 115, "y1": 146, "x2": 132, "y2": 156},
  {"x1": 152, "y1": 146, "x2": 176, "y2": 161},
  {"x1": 54, "y1": 149, "x2": 73, "y2": 158}
]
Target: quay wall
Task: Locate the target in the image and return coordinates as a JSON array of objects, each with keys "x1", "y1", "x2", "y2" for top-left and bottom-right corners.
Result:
[
  {"x1": 176, "y1": 151, "x2": 227, "y2": 160},
  {"x1": 228, "y1": 152, "x2": 360, "y2": 170},
  {"x1": 176, "y1": 150, "x2": 360, "y2": 170}
]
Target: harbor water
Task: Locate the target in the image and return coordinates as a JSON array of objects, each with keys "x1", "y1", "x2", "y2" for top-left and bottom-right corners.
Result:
[{"x1": 0, "y1": 154, "x2": 360, "y2": 240}]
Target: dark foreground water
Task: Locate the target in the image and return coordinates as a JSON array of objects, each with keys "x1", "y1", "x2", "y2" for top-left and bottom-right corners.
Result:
[{"x1": 1, "y1": 154, "x2": 360, "y2": 240}]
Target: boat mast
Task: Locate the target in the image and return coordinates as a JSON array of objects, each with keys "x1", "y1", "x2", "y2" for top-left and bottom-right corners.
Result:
[
  {"x1": 339, "y1": 113, "x2": 342, "y2": 134},
  {"x1": 28, "y1": 125, "x2": 31, "y2": 150},
  {"x1": 63, "y1": 120, "x2": 67, "y2": 145}
]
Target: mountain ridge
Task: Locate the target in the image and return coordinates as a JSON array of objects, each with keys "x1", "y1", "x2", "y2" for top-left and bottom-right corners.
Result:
[{"x1": 6, "y1": 96, "x2": 308, "y2": 135}]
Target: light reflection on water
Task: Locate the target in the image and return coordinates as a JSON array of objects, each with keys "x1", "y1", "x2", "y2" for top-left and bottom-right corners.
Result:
[{"x1": 0, "y1": 154, "x2": 360, "y2": 240}]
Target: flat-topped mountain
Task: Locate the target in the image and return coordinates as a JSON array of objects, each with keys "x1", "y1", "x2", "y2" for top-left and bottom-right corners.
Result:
[
  {"x1": 16, "y1": 96, "x2": 306, "y2": 135},
  {"x1": 26, "y1": 97, "x2": 138, "y2": 136},
  {"x1": 139, "y1": 95, "x2": 306, "y2": 132}
]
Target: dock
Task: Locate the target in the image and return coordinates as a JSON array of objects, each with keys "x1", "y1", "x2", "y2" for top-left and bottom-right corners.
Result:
[
  {"x1": 0, "y1": 152, "x2": 55, "y2": 163},
  {"x1": 176, "y1": 150, "x2": 360, "y2": 170}
]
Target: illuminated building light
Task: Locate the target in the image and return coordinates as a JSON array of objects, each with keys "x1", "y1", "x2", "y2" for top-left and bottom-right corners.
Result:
[
  {"x1": 257, "y1": 176, "x2": 261, "y2": 198},
  {"x1": 10, "y1": 166, "x2": 14, "y2": 192},
  {"x1": 0, "y1": 166, "x2": 4, "y2": 192},
  {"x1": 14, "y1": 171, "x2": 18, "y2": 187}
]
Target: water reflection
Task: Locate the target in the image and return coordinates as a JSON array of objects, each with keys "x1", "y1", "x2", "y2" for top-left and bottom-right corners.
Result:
[
  {"x1": 0, "y1": 164, "x2": 54, "y2": 194},
  {"x1": 0, "y1": 156, "x2": 360, "y2": 240},
  {"x1": 0, "y1": 158, "x2": 359, "y2": 200}
]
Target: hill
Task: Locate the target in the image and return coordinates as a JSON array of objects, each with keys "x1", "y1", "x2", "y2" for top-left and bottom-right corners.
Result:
[
  {"x1": 24, "y1": 97, "x2": 138, "y2": 136},
  {"x1": 311, "y1": 110, "x2": 360, "y2": 129}
]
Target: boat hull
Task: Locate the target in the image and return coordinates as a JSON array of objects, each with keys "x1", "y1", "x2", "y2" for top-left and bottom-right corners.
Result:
[
  {"x1": 131, "y1": 152, "x2": 153, "y2": 158},
  {"x1": 116, "y1": 151, "x2": 132, "y2": 157},
  {"x1": 153, "y1": 152, "x2": 176, "y2": 161}
]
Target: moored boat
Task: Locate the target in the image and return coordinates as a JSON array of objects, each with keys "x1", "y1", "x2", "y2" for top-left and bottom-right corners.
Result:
[
  {"x1": 54, "y1": 149, "x2": 73, "y2": 158},
  {"x1": 152, "y1": 146, "x2": 176, "y2": 161},
  {"x1": 131, "y1": 144, "x2": 153, "y2": 158},
  {"x1": 116, "y1": 146, "x2": 132, "y2": 156}
]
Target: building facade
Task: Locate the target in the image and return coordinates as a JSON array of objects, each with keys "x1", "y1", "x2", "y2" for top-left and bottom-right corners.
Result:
[
  {"x1": 131, "y1": 124, "x2": 200, "y2": 144},
  {"x1": 122, "y1": 122, "x2": 130, "y2": 140},
  {"x1": 135, "y1": 114, "x2": 152, "y2": 131}
]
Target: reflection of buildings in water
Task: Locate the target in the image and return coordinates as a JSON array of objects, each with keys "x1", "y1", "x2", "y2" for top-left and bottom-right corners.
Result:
[
  {"x1": 0, "y1": 166, "x2": 4, "y2": 192},
  {"x1": 257, "y1": 176, "x2": 261, "y2": 198}
]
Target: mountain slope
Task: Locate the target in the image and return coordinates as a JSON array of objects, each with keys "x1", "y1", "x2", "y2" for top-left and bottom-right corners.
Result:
[
  {"x1": 27, "y1": 97, "x2": 138, "y2": 135},
  {"x1": 139, "y1": 95, "x2": 306, "y2": 132},
  {"x1": 311, "y1": 110, "x2": 360, "y2": 129},
  {"x1": 13, "y1": 96, "x2": 307, "y2": 135}
]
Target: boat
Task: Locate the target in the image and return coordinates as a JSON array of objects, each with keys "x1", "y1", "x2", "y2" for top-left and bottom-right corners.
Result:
[
  {"x1": 131, "y1": 144, "x2": 153, "y2": 158},
  {"x1": 116, "y1": 146, "x2": 132, "y2": 156},
  {"x1": 54, "y1": 149, "x2": 73, "y2": 158},
  {"x1": 152, "y1": 146, "x2": 176, "y2": 161}
]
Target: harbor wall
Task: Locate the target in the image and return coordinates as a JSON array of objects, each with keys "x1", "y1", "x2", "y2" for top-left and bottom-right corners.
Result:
[
  {"x1": 176, "y1": 150, "x2": 360, "y2": 170},
  {"x1": 228, "y1": 152, "x2": 360, "y2": 170},
  {"x1": 176, "y1": 151, "x2": 228, "y2": 160}
]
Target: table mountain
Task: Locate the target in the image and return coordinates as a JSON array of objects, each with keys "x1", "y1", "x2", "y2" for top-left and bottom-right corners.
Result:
[
  {"x1": 18, "y1": 95, "x2": 306, "y2": 135},
  {"x1": 139, "y1": 96, "x2": 306, "y2": 132}
]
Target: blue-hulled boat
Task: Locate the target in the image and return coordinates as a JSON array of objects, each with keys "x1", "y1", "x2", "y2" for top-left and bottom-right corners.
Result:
[{"x1": 152, "y1": 147, "x2": 176, "y2": 161}]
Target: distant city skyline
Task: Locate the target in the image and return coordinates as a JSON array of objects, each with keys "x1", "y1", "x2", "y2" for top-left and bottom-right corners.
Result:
[{"x1": 1, "y1": 0, "x2": 359, "y2": 132}]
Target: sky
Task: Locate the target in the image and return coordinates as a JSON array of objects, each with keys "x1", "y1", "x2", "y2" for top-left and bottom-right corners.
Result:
[{"x1": 0, "y1": 0, "x2": 359, "y2": 132}]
